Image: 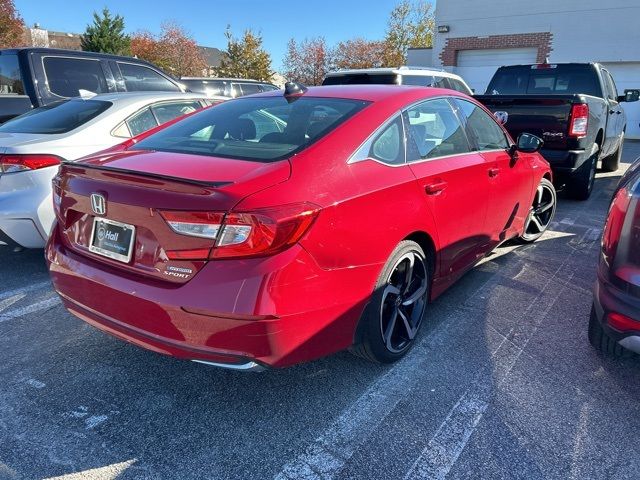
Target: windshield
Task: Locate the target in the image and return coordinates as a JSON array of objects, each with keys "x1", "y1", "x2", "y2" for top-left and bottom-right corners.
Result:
[
  {"x1": 0, "y1": 99, "x2": 112, "y2": 134},
  {"x1": 486, "y1": 65, "x2": 602, "y2": 97},
  {"x1": 322, "y1": 74, "x2": 399, "y2": 86},
  {"x1": 131, "y1": 96, "x2": 370, "y2": 162}
]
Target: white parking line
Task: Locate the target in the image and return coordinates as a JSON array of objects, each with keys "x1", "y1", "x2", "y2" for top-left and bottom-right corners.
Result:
[
  {"x1": 404, "y1": 392, "x2": 489, "y2": 480},
  {"x1": 0, "y1": 296, "x2": 60, "y2": 323},
  {"x1": 0, "y1": 279, "x2": 52, "y2": 301},
  {"x1": 275, "y1": 217, "x2": 593, "y2": 480}
]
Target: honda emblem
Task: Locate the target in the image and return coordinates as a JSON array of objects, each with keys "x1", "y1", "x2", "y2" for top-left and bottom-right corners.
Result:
[{"x1": 90, "y1": 193, "x2": 106, "y2": 216}]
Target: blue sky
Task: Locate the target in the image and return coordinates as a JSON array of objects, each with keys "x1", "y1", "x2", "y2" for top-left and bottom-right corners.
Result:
[{"x1": 15, "y1": 0, "x2": 410, "y2": 70}]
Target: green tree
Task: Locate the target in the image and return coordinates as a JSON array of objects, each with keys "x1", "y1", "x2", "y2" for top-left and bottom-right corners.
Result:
[
  {"x1": 81, "y1": 7, "x2": 130, "y2": 55},
  {"x1": 383, "y1": 0, "x2": 434, "y2": 67},
  {"x1": 0, "y1": 0, "x2": 25, "y2": 48},
  {"x1": 217, "y1": 27, "x2": 272, "y2": 81}
]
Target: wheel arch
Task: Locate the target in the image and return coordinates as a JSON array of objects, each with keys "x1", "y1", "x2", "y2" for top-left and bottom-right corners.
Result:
[{"x1": 403, "y1": 230, "x2": 437, "y2": 282}]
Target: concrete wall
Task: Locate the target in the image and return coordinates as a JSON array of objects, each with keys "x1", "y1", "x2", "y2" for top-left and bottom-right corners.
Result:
[{"x1": 433, "y1": 0, "x2": 640, "y2": 65}]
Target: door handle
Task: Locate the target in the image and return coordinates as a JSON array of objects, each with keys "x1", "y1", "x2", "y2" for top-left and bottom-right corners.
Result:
[
  {"x1": 488, "y1": 167, "x2": 500, "y2": 178},
  {"x1": 616, "y1": 110, "x2": 622, "y2": 115},
  {"x1": 424, "y1": 180, "x2": 448, "y2": 195}
]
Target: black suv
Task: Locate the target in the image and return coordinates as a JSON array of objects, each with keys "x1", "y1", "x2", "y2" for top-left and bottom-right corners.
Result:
[
  {"x1": 0, "y1": 48, "x2": 185, "y2": 123},
  {"x1": 180, "y1": 77, "x2": 279, "y2": 98}
]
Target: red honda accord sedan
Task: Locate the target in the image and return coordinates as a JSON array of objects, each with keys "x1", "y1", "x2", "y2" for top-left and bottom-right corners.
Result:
[{"x1": 46, "y1": 84, "x2": 556, "y2": 370}]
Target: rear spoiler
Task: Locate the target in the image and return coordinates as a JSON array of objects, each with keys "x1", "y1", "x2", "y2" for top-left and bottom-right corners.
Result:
[{"x1": 61, "y1": 161, "x2": 231, "y2": 189}]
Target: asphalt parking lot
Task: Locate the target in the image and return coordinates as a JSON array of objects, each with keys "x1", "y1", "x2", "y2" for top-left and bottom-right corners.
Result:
[{"x1": 1, "y1": 143, "x2": 639, "y2": 480}]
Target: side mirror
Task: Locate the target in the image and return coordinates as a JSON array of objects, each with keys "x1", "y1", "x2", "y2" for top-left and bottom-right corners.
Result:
[
  {"x1": 619, "y1": 89, "x2": 640, "y2": 103},
  {"x1": 516, "y1": 133, "x2": 544, "y2": 153}
]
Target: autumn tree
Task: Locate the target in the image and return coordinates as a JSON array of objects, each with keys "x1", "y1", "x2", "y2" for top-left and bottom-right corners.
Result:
[
  {"x1": 383, "y1": 0, "x2": 435, "y2": 67},
  {"x1": 283, "y1": 37, "x2": 330, "y2": 85},
  {"x1": 0, "y1": 0, "x2": 25, "y2": 49},
  {"x1": 216, "y1": 27, "x2": 272, "y2": 81},
  {"x1": 332, "y1": 38, "x2": 385, "y2": 70},
  {"x1": 81, "y1": 7, "x2": 130, "y2": 55},
  {"x1": 131, "y1": 22, "x2": 207, "y2": 77}
]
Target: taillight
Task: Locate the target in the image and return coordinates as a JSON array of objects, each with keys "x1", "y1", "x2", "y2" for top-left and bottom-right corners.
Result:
[
  {"x1": 161, "y1": 211, "x2": 224, "y2": 239},
  {"x1": 568, "y1": 104, "x2": 589, "y2": 138},
  {"x1": 0, "y1": 154, "x2": 62, "y2": 173},
  {"x1": 159, "y1": 203, "x2": 320, "y2": 260},
  {"x1": 607, "y1": 312, "x2": 640, "y2": 333},
  {"x1": 602, "y1": 186, "x2": 632, "y2": 264}
]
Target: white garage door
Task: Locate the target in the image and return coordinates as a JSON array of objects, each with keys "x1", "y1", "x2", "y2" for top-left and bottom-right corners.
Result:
[
  {"x1": 603, "y1": 63, "x2": 640, "y2": 140},
  {"x1": 455, "y1": 48, "x2": 538, "y2": 94}
]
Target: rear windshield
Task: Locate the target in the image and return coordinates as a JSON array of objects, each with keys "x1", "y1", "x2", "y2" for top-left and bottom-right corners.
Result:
[
  {"x1": 322, "y1": 74, "x2": 399, "y2": 86},
  {"x1": 0, "y1": 99, "x2": 111, "y2": 134},
  {"x1": 131, "y1": 96, "x2": 370, "y2": 162},
  {"x1": 486, "y1": 65, "x2": 602, "y2": 97}
]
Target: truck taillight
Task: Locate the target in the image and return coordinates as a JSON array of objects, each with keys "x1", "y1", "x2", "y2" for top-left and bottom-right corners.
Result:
[
  {"x1": 0, "y1": 154, "x2": 62, "y2": 173},
  {"x1": 568, "y1": 104, "x2": 589, "y2": 138},
  {"x1": 159, "y1": 203, "x2": 320, "y2": 260}
]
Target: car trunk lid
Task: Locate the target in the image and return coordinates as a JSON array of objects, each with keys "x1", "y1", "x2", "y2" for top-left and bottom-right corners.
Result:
[{"x1": 55, "y1": 149, "x2": 290, "y2": 283}]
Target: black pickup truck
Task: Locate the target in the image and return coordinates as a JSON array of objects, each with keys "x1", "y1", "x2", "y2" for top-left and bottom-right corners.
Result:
[
  {"x1": 0, "y1": 48, "x2": 185, "y2": 124},
  {"x1": 476, "y1": 63, "x2": 639, "y2": 200}
]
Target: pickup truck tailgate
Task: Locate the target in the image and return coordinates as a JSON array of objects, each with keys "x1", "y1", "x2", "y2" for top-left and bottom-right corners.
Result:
[{"x1": 474, "y1": 95, "x2": 577, "y2": 150}]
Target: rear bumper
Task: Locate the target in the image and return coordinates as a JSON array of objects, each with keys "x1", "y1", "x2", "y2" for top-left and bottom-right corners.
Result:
[
  {"x1": 0, "y1": 167, "x2": 57, "y2": 248},
  {"x1": 593, "y1": 271, "x2": 640, "y2": 354},
  {"x1": 539, "y1": 148, "x2": 590, "y2": 175},
  {"x1": 46, "y1": 226, "x2": 380, "y2": 368}
]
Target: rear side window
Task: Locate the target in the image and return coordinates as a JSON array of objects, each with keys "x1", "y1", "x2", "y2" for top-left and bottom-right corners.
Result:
[
  {"x1": 0, "y1": 99, "x2": 111, "y2": 134},
  {"x1": 370, "y1": 116, "x2": 405, "y2": 164},
  {"x1": 43, "y1": 57, "x2": 109, "y2": 97},
  {"x1": 117, "y1": 63, "x2": 180, "y2": 92},
  {"x1": 132, "y1": 96, "x2": 370, "y2": 162},
  {"x1": 402, "y1": 75, "x2": 436, "y2": 87},
  {"x1": 446, "y1": 78, "x2": 473, "y2": 95},
  {"x1": 126, "y1": 108, "x2": 158, "y2": 136},
  {"x1": 404, "y1": 98, "x2": 471, "y2": 160},
  {"x1": 239, "y1": 83, "x2": 262, "y2": 96},
  {"x1": 151, "y1": 101, "x2": 202, "y2": 124},
  {"x1": 454, "y1": 98, "x2": 509, "y2": 151},
  {"x1": 603, "y1": 71, "x2": 619, "y2": 101},
  {"x1": 183, "y1": 79, "x2": 227, "y2": 96},
  {"x1": 0, "y1": 54, "x2": 24, "y2": 95}
]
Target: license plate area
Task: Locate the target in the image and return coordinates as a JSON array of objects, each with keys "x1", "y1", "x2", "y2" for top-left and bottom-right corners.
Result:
[{"x1": 89, "y1": 217, "x2": 136, "y2": 263}]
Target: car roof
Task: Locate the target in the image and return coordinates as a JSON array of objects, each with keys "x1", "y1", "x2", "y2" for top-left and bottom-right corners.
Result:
[
  {"x1": 250, "y1": 84, "x2": 466, "y2": 102},
  {"x1": 180, "y1": 77, "x2": 276, "y2": 85},
  {"x1": 324, "y1": 67, "x2": 463, "y2": 80},
  {"x1": 0, "y1": 47, "x2": 165, "y2": 65},
  {"x1": 64, "y1": 91, "x2": 219, "y2": 107}
]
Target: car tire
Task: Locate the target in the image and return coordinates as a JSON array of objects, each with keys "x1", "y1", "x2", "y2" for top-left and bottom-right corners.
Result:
[
  {"x1": 588, "y1": 305, "x2": 633, "y2": 357},
  {"x1": 518, "y1": 178, "x2": 556, "y2": 243},
  {"x1": 352, "y1": 240, "x2": 430, "y2": 363},
  {"x1": 601, "y1": 133, "x2": 623, "y2": 173},
  {"x1": 568, "y1": 144, "x2": 598, "y2": 201}
]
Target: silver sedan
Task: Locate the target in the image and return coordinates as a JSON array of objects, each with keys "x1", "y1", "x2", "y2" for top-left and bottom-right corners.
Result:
[{"x1": 0, "y1": 91, "x2": 224, "y2": 248}]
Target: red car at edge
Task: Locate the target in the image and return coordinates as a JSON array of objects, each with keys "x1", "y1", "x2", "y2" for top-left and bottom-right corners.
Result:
[{"x1": 46, "y1": 84, "x2": 556, "y2": 370}]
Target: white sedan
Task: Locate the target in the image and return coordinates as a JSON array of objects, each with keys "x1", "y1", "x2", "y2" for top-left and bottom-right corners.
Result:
[{"x1": 0, "y1": 91, "x2": 223, "y2": 248}]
